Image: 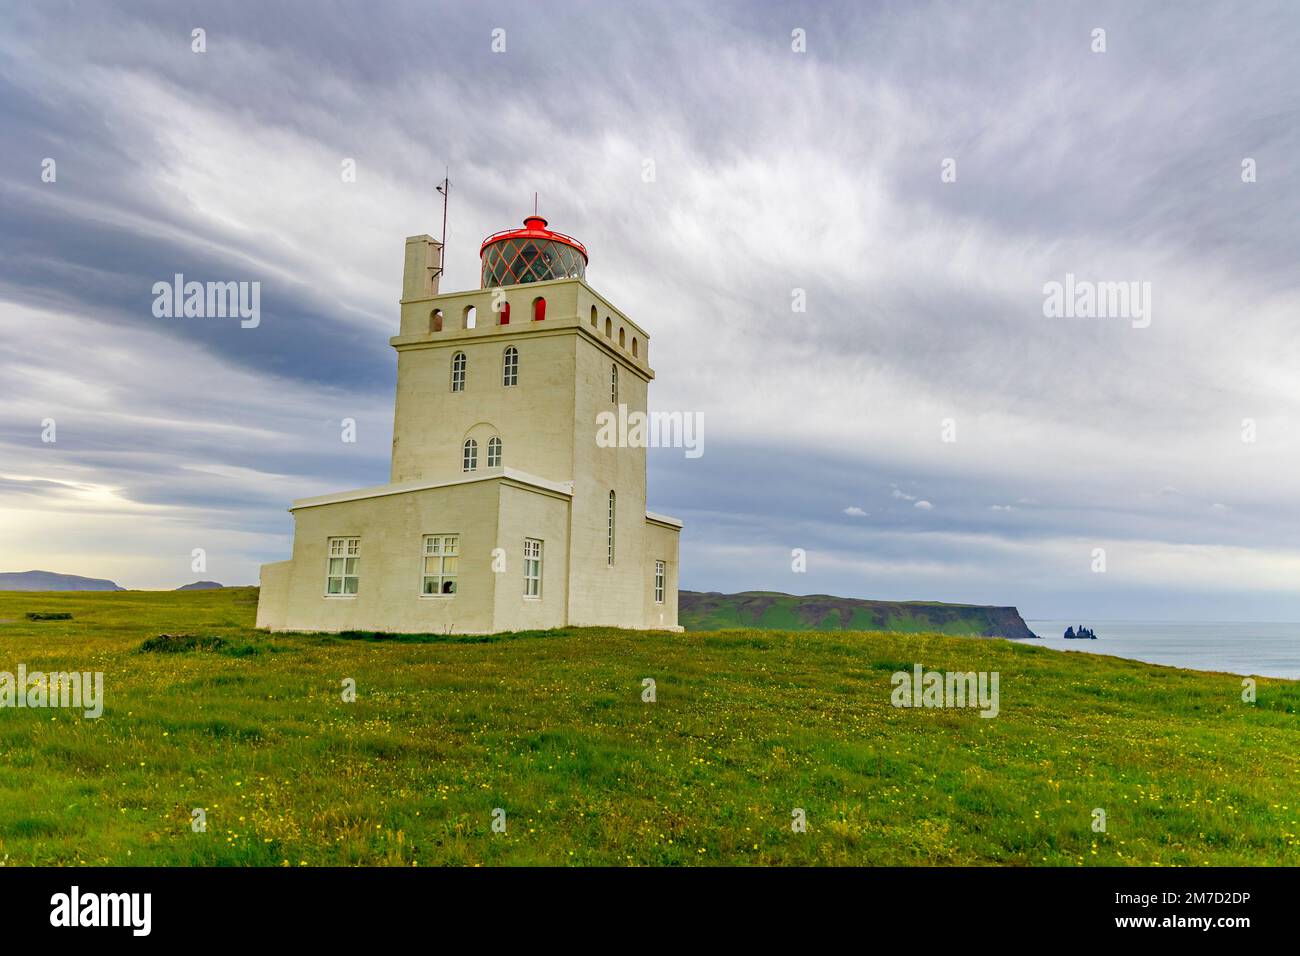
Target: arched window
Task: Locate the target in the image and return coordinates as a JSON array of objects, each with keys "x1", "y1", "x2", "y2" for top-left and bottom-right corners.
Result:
[
  {"x1": 532, "y1": 297, "x2": 546, "y2": 322},
  {"x1": 631, "y1": 337, "x2": 638, "y2": 358},
  {"x1": 463, "y1": 305, "x2": 477, "y2": 329},
  {"x1": 604, "y1": 317, "x2": 612, "y2": 338},
  {"x1": 618, "y1": 327, "x2": 626, "y2": 348},
  {"x1": 590, "y1": 305, "x2": 598, "y2": 327},
  {"x1": 487, "y1": 436, "x2": 502, "y2": 467},
  {"x1": 610, "y1": 362, "x2": 618, "y2": 403},
  {"x1": 430, "y1": 309, "x2": 443, "y2": 333},
  {"x1": 451, "y1": 351, "x2": 466, "y2": 392},
  {"x1": 607, "y1": 490, "x2": 616, "y2": 565},
  {"x1": 462, "y1": 438, "x2": 478, "y2": 472},
  {"x1": 499, "y1": 301, "x2": 511, "y2": 325},
  {"x1": 502, "y1": 346, "x2": 518, "y2": 386}
]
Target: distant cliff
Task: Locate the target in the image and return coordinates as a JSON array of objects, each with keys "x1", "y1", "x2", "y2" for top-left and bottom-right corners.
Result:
[
  {"x1": 0, "y1": 570, "x2": 124, "y2": 591},
  {"x1": 679, "y1": 591, "x2": 1038, "y2": 639}
]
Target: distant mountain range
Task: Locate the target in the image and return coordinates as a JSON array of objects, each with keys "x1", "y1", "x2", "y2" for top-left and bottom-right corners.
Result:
[
  {"x1": 0, "y1": 571, "x2": 227, "y2": 592},
  {"x1": 0, "y1": 570, "x2": 124, "y2": 591},
  {"x1": 679, "y1": 590, "x2": 1038, "y2": 639}
]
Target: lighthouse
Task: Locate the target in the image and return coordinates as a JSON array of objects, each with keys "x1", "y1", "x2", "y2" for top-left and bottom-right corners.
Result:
[{"x1": 256, "y1": 212, "x2": 682, "y2": 634}]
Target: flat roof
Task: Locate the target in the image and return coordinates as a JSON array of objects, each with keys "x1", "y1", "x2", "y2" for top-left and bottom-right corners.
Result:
[
  {"x1": 645, "y1": 510, "x2": 684, "y2": 529},
  {"x1": 290, "y1": 468, "x2": 574, "y2": 511}
]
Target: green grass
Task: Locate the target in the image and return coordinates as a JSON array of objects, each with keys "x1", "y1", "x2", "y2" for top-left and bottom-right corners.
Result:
[{"x1": 0, "y1": 587, "x2": 1296, "y2": 866}]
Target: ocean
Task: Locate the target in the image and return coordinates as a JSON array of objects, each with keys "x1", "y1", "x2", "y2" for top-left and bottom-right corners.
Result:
[{"x1": 1025, "y1": 620, "x2": 1300, "y2": 680}]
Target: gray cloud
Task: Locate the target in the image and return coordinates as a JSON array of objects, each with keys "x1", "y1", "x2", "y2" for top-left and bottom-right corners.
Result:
[{"x1": 2, "y1": 0, "x2": 1298, "y2": 616}]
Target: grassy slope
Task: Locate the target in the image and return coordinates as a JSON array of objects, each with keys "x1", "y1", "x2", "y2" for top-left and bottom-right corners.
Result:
[{"x1": 0, "y1": 588, "x2": 1297, "y2": 866}]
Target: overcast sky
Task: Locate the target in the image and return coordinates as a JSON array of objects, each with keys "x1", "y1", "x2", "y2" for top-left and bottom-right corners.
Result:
[{"x1": 3, "y1": 1, "x2": 1299, "y2": 620}]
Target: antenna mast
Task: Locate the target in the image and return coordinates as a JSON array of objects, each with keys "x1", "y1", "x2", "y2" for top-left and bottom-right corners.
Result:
[{"x1": 435, "y1": 169, "x2": 450, "y2": 277}]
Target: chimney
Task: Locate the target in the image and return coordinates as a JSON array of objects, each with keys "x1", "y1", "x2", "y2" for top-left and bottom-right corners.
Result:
[{"x1": 402, "y1": 235, "x2": 443, "y2": 300}]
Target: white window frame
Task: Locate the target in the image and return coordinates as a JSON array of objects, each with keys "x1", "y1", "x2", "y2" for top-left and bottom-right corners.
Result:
[
  {"x1": 524, "y1": 538, "x2": 543, "y2": 598},
  {"x1": 451, "y1": 351, "x2": 466, "y2": 392},
  {"x1": 502, "y1": 346, "x2": 518, "y2": 387},
  {"x1": 487, "y1": 436, "x2": 502, "y2": 468},
  {"x1": 607, "y1": 490, "x2": 616, "y2": 565},
  {"x1": 421, "y1": 534, "x2": 459, "y2": 596},
  {"x1": 325, "y1": 536, "x2": 360, "y2": 596},
  {"x1": 654, "y1": 560, "x2": 665, "y2": 604},
  {"x1": 463, "y1": 438, "x2": 478, "y2": 472}
]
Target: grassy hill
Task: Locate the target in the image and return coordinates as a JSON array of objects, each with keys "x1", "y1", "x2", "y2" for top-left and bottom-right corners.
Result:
[
  {"x1": 0, "y1": 587, "x2": 1296, "y2": 866},
  {"x1": 680, "y1": 590, "x2": 1038, "y2": 639}
]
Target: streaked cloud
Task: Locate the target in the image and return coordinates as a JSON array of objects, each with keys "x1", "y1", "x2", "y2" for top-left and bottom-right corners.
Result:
[{"x1": 2, "y1": 1, "x2": 1298, "y2": 619}]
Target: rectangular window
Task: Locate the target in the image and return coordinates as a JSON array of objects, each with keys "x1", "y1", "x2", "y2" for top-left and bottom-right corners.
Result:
[
  {"x1": 524, "y1": 538, "x2": 543, "y2": 598},
  {"x1": 326, "y1": 537, "x2": 360, "y2": 595},
  {"x1": 654, "y1": 560, "x2": 665, "y2": 604},
  {"x1": 610, "y1": 362, "x2": 618, "y2": 403},
  {"x1": 451, "y1": 352, "x2": 466, "y2": 392},
  {"x1": 422, "y1": 534, "x2": 459, "y2": 595}
]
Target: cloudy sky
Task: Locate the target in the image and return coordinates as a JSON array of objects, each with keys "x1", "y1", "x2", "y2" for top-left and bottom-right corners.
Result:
[{"x1": 3, "y1": 1, "x2": 1299, "y2": 620}]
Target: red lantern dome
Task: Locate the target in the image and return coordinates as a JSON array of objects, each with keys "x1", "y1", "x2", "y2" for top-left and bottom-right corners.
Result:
[{"x1": 479, "y1": 215, "x2": 588, "y2": 288}]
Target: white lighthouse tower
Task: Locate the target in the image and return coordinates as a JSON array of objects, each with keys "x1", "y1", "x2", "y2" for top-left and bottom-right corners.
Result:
[{"x1": 256, "y1": 213, "x2": 682, "y2": 634}]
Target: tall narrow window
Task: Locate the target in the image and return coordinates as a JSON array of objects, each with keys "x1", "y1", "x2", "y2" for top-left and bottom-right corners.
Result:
[
  {"x1": 604, "y1": 317, "x2": 612, "y2": 338},
  {"x1": 463, "y1": 305, "x2": 477, "y2": 329},
  {"x1": 532, "y1": 297, "x2": 546, "y2": 322},
  {"x1": 610, "y1": 362, "x2": 618, "y2": 403},
  {"x1": 430, "y1": 309, "x2": 443, "y2": 333},
  {"x1": 618, "y1": 327, "x2": 626, "y2": 349},
  {"x1": 524, "y1": 538, "x2": 543, "y2": 597},
  {"x1": 654, "y1": 560, "x2": 665, "y2": 604},
  {"x1": 326, "y1": 537, "x2": 360, "y2": 595},
  {"x1": 607, "y1": 491, "x2": 616, "y2": 565},
  {"x1": 487, "y1": 436, "x2": 502, "y2": 467},
  {"x1": 451, "y1": 351, "x2": 466, "y2": 392},
  {"x1": 422, "y1": 534, "x2": 459, "y2": 595},
  {"x1": 502, "y1": 346, "x2": 518, "y2": 386},
  {"x1": 462, "y1": 438, "x2": 478, "y2": 472},
  {"x1": 590, "y1": 305, "x2": 598, "y2": 327},
  {"x1": 499, "y1": 301, "x2": 511, "y2": 325}
]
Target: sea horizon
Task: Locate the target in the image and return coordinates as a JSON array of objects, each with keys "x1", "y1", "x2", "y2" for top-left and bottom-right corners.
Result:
[{"x1": 1026, "y1": 619, "x2": 1300, "y2": 681}]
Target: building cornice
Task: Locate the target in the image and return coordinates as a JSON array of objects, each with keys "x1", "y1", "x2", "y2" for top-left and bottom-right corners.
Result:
[{"x1": 389, "y1": 320, "x2": 655, "y2": 382}]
